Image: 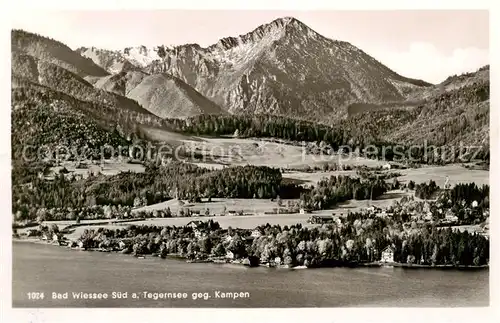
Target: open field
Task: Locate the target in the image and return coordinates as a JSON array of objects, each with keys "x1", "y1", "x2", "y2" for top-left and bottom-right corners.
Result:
[
  {"x1": 180, "y1": 137, "x2": 389, "y2": 169},
  {"x1": 44, "y1": 132, "x2": 488, "y2": 190},
  {"x1": 48, "y1": 159, "x2": 145, "y2": 179},
  {"x1": 397, "y1": 165, "x2": 489, "y2": 186},
  {"x1": 282, "y1": 170, "x2": 357, "y2": 185},
  {"x1": 140, "y1": 126, "x2": 202, "y2": 145},
  {"x1": 133, "y1": 197, "x2": 300, "y2": 215}
]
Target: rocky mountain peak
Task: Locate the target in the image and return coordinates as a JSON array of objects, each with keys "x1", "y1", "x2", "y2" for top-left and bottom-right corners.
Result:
[{"x1": 207, "y1": 17, "x2": 316, "y2": 52}]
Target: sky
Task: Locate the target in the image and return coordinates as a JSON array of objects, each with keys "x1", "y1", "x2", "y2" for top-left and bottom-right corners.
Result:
[{"x1": 11, "y1": 10, "x2": 489, "y2": 84}]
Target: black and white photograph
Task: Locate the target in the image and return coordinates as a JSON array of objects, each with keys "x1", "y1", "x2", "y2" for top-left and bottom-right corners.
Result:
[{"x1": 2, "y1": 2, "x2": 496, "y2": 319}]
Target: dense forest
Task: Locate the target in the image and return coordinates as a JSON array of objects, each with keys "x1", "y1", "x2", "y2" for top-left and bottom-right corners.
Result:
[{"x1": 300, "y1": 175, "x2": 388, "y2": 210}]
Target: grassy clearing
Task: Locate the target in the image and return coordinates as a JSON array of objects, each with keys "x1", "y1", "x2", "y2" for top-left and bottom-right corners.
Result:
[
  {"x1": 48, "y1": 159, "x2": 145, "y2": 179},
  {"x1": 398, "y1": 165, "x2": 489, "y2": 187},
  {"x1": 282, "y1": 170, "x2": 357, "y2": 185},
  {"x1": 179, "y1": 137, "x2": 388, "y2": 169},
  {"x1": 133, "y1": 197, "x2": 300, "y2": 215}
]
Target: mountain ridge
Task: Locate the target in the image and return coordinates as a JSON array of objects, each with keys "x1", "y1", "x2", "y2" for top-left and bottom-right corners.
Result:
[{"x1": 70, "y1": 17, "x2": 433, "y2": 121}]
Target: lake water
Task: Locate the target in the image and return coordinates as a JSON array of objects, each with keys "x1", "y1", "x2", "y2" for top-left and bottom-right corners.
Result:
[{"x1": 12, "y1": 242, "x2": 489, "y2": 307}]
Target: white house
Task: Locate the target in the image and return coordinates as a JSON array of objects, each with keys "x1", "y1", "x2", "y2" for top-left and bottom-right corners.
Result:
[
  {"x1": 376, "y1": 211, "x2": 388, "y2": 218},
  {"x1": 472, "y1": 200, "x2": 478, "y2": 208},
  {"x1": 382, "y1": 163, "x2": 391, "y2": 170},
  {"x1": 225, "y1": 251, "x2": 234, "y2": 259},
  {"x1": 194, "y1": 231, "x2": 205, "y2": 239},
  {"x1": 445, "y1": 210, "x2": 458, "y2": 222},
  {"x1": 186, "y1": 220, "x2": 202, "y2": 229},
  {"x1": 380, "y1": 246, "x2": 394, "y2": 263},
  {"x1": 251, "y1": 229, "x2": 263, "y2": 239}
]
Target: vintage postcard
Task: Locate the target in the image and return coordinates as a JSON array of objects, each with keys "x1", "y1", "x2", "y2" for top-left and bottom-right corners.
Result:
[{"x1": 3, "y1": 3, "x2": 495, "y2": 323}]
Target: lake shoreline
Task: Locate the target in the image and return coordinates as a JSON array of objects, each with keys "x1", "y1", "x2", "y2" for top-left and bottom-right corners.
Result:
[{"x1": 12, "y1": 238, "x2": 489, "y2": 271}]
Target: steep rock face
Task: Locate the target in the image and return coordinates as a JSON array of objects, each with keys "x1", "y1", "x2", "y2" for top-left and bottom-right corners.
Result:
[
  {"x1": 76, "y1": 45, "x2": 162, "y2": 74},
  {"x1": 143, "y1": 17, "x2": 431, "y2": 120},
  {"x1": 76, "y1": 47, "x2": 140, "y2": 74}
]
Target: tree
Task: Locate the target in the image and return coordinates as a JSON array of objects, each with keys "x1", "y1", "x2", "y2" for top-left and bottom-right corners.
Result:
[
  {"x1": 213, "y1": 243, "x2": 226, "y2": 257},
  {"x1": 228, "y1": 234, "x2": 246, "y2": 257},
  {"x1": 199, "y1": 237, "x2": 213, "y2": 255},
  {"x1": 133, "y1": 197, "x2": 140, "y2": 207},
  {"x1": 392, "y1": 178, "x2": 400, "y2": 190},
  {"x1": 49, "y1": 224, "x2": 59, "y2": 236}
]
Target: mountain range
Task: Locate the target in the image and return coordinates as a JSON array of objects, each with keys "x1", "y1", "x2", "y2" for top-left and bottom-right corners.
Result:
[
  {"x1": 11, "y1": 17, "x2": 489, "y2": 157},
  {"x1": 76, "y1": 17, "x2": 432, "y2": 120}
]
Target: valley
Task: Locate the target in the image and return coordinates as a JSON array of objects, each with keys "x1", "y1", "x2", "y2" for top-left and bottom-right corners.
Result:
[{"x1": 11, "y1": 16, "x2": 490, "y2": 277}]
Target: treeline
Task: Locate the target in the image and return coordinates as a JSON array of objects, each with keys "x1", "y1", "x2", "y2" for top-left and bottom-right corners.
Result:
[
  {"x1": 444, "y1": 182, "x2": 489, "y2": 207},
  {"x1": 300, "y1": 175, "x2": 388, "y2": 211},
  {"x1": 415, "y1": 180, "x2": 439, "y2": 200},
  {"x1": 168, "y1": 114, "x2": 356, "y2": 150},
  {"x1": 68, "y1": 217, "x2": 489, "y2": 267}
]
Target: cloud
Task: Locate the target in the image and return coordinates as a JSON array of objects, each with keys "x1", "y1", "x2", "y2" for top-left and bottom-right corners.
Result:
[{"x1": 370, "y1": 42, "x2": 489, "y2": 84}]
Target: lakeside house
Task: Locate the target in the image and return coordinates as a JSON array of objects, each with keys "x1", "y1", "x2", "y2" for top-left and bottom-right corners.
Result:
[
  {"x1": 251, "y1": 229, "x2": 263, "y2": 239},
  {"x1": 299, "y1": 208, "x2": 311, "y2": 215},
  {"x1": 380, "y1": 246, "x2": 394, "y2": 263},
  {"x1": 307, "y1": 215, "x2": 335, "y2": 224},
  {"x1": 444, "y1": 210, "x2": 459, "y2": 223},
  {"x1": 225, "y1": 251, "x2": 235, "y2": 260},
  {"x1": 186, "y1": 220, "x2": 202, "y2": 229}
]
